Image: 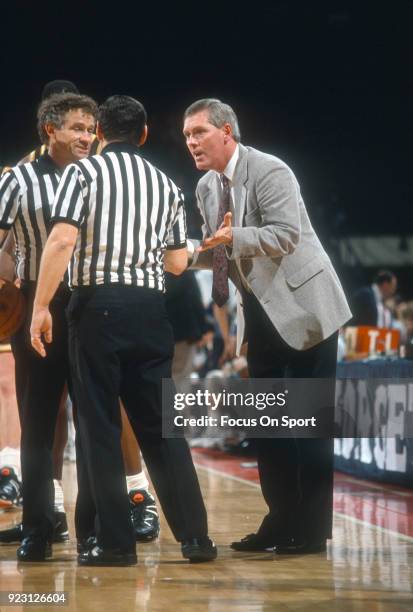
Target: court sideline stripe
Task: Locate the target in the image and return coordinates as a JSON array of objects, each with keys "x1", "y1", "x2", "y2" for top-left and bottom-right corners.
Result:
[{"x1": 194, "y1": 462, "x2": 413, "y2": 544}]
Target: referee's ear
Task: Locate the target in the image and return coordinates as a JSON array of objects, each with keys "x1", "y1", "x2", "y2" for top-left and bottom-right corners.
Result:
[
  {"x1": 44, "y1": 122, "x2": 55, "y2": 142},
  {"x1": 96, "y1": 122, "x2": 105, "y2": 142},
  {"x1": 138, "y1": 125, "x2": 148, "y2": 147}
]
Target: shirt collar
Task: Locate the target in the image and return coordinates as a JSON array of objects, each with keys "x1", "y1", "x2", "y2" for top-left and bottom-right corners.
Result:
[
  {"x1": 36, "y1": 152, "x2": 62, "y2": 175},
  {"x1": 221, "y1": 144, "x2": 240, "y2": 183},
  {"x1": 101, "y1": 141, "x2": 141, "y2": 155}
]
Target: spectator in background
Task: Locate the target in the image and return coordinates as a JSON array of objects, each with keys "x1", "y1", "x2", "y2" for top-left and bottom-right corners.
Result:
[
  {"x1": 400, "y1": 303, "x2": 413, "y2": 346},
  {"x1": 351, "y1": 270, "x2": 397, "y2": 327},
  {"x1": 164, "y1": 270, "x2": 214, "y2": 389},
  {"x1": 195, "y1": 270, "x2": 238, "y2": 375}
]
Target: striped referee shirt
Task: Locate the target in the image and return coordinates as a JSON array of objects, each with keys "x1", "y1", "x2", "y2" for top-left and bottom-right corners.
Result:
[
  {"x1": 0, "y1": 154, "x2": 62, "y2": 281},
  {"x1": 51, "y1": 142, "x2": 187, "y2": 291}
]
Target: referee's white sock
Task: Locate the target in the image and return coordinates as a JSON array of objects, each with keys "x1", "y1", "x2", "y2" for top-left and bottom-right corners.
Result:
[
  {"x1": 53, "y1": 479, "x2": 65, "y2": 514},
  {"x1": 126, "y1": 472, "x2": 149, "y2": 493}
]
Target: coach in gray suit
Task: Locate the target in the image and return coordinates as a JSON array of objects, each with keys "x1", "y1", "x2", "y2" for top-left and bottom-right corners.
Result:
[{"x1": 183, "y1": 98, "x2": 351, "y2": 554}]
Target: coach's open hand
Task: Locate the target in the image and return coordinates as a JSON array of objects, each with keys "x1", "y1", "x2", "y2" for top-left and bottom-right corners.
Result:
[{"x1": 197, "y1": 212, "x2": 233, "y2": 252}]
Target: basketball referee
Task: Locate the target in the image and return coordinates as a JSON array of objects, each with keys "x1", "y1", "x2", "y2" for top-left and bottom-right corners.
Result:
[
  {"x1": 0, "y1": 92, "x2": 97, "y2": 561},
  {"x1": 0, "y1": 78, "x2": 162, "y2": 546},
  {"x1": 31, "y1": 95, "x2": 216, "y2": 567}
]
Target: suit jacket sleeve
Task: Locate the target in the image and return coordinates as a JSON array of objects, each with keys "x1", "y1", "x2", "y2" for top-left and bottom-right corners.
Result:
[
  {"x1": 229, "y1": 164, "x2": 301, "y2": 259},
  {"x1": 189, "y1": 185, "x2": 214, "y2": 270}
]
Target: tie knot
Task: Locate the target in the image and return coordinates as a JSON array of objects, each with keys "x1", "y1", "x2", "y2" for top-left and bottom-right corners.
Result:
[{"x1": 221, "y1": 174, "x2": 230, "y2": 188}]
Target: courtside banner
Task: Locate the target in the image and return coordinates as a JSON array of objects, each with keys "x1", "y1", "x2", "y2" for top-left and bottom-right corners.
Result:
[{"x1": 161, "y1": 377, "x2": 413, "y2": 439}]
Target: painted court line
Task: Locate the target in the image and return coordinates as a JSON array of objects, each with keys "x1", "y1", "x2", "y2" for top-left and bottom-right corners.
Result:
[
  {"x1": 195, "y1": 462, "x2": 413, "y2": 544},
  {"x1": 336, "y1": 474, "x2": 413, "y2": 498}
]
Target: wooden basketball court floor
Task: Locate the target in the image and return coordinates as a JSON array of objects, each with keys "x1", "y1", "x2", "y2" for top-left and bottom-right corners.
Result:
[{"x1": 0, "y1": 450, "x2": 412, "y2": 611}]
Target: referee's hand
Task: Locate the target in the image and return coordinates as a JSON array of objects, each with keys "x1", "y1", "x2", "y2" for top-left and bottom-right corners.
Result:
[{"x1": 30, "y1": 306, "x2": 53, "y2": 358}]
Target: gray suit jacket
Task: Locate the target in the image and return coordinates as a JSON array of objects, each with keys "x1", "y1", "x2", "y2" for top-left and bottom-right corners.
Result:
[{"x1": 191, "y1": 144, "x2": 351, "y2": 352}]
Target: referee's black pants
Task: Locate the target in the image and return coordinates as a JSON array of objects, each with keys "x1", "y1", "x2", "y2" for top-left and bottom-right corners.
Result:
[
  {"x1": 67, "y1": 284, "x2": 208, "y2": 552},
  {"x1": 242, "y1": 289, "x2": 337, "y2": 545},
  {"x1": 11, "y1": 282, "x2": 71, "y2": 541}
]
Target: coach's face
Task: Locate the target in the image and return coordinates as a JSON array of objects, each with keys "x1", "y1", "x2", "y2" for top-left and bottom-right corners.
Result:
[
  {"x1": 52, "y1": 109, "x2": 96, "y2": 163},
  {"x1": 183, "y1": 110, "x2": 232, "y2": 173}
]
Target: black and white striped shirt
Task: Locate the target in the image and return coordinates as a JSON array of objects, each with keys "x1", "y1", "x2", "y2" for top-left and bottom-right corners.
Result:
[
  {"x1": 51, "y1": 142, "x2": 187, "y2": 291},
  {"x1": 0, "y1": 154, "x2": 61, "y2": 281}
]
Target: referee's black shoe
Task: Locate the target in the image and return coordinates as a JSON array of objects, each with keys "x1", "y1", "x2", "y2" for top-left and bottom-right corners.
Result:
[
  {"x1": 78, "y1": 545, "x2": 137, "y2": 567},
  {"x1": 181, "y1": 537, "x2": 217, "y2": 563},
  {"x1": 0, "y1": 523, "x2": 24, "y2": 543},
  {"x1": 0, "y1": 512, "x2": 69, "y2": 544},
  {"x1": 17, "y1": 536, "x2": 52, "y2": 562}
]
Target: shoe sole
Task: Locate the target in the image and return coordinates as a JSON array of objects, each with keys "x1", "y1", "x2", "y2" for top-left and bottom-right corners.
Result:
[
  {"x1": 53, "y1": 531, "x2": 70, "y2": 543},
  {"x1": 0, "y1": 534, "x2": 69, "y2": 544},
  {"x1": 230, "y1": 543, "x2": 276, "y2": 552},
  {"x1": 17, "y1": 556, "x2": 52, "y2": 562},
  {"x1": 135, "y1": 529, "x2": 160, "y2": 543},
  {"x1": 0, "y1": 540, "x2": 20, "y2": 544},
  {"x1": 17, "y1": 550, "x2": 53, "y2": 562},
  {"x1": 182, "y1": 548, "x2": 217, "y2": 563},
  {"x1": 184, "y1": 554, "x2": 217, "y2": 563},
  {"x1": 0, "y1": 536, "x2": 21, "y2": 544},
  {"x1": 0, "y1": 531, "x2": 70, "y2": 545},
  {"x1": 78, "y1": 558, "x2": 137, "y2": 567}
]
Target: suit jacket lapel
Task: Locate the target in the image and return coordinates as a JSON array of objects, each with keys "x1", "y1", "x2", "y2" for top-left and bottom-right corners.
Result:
[
  {"x1": 201, "y1": 174, "x2": 220, "y2": 235},
  {"x1": 211, "y1": 173, "x2": 222, "y2": 232},
  {"x1": 232, "y1": 144, "x2": 248, "y2": 227}
]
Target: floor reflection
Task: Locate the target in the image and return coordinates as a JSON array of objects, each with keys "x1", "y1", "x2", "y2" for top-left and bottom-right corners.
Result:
[{"x1": 0, "y1": 463, "x2": 412, "y2": 611}]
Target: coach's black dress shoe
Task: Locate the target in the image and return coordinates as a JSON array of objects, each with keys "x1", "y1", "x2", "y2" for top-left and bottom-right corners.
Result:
[
  {"x1": 275, "y1": 540, "x2": 327, "y2": 555},
  {"x1": 230, "y1": 533, "x2": 276, "y2": 551},
  {"x1": 78, "y1": 545, "x2": 137, "y2": 567},
  {"x1": 17, "y1": 536, "x2": 52, "y2": 562},
  {"x1": 181, "y1": 537, "x2": 217, "y2": 562}
]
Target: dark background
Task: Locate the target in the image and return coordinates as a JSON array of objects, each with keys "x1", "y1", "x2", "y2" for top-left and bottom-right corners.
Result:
[{"x1": 1, "y1": 0, "x2": 412, "y2": 293}]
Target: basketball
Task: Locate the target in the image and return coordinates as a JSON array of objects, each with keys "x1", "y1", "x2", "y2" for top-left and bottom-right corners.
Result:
[{"x1": 0, "y1": 280, "x2": 26, "y2": 341}]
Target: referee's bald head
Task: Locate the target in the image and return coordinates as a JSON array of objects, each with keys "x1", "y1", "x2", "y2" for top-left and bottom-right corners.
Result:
[{"x1": 41, "y1": 80, "x2": 79, "y2": 100}]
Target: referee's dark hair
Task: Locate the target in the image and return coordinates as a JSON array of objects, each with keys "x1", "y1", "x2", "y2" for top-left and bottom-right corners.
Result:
[
  {"x1": 97, "y1": 95, "x2": 147, "y2": 144},
  {"x1": 41, "y1": 79, "x2": 79, "y2": 100},
  {"x1": 37, "y1": 93, "x2": 98, "y2": 144},
  {"x1": 375, "y1": 270, "x2": 396, "y2": 285}
]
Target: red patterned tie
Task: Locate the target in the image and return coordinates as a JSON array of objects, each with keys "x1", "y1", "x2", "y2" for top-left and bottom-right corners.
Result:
[{"x1": 212, "y1": 175, "x2": 230, "y2": 307}]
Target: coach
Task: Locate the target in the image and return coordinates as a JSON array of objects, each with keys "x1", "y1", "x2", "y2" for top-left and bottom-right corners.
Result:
[{"x1": 183, "y1": 98, "x2": 352, "y2": 554}]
